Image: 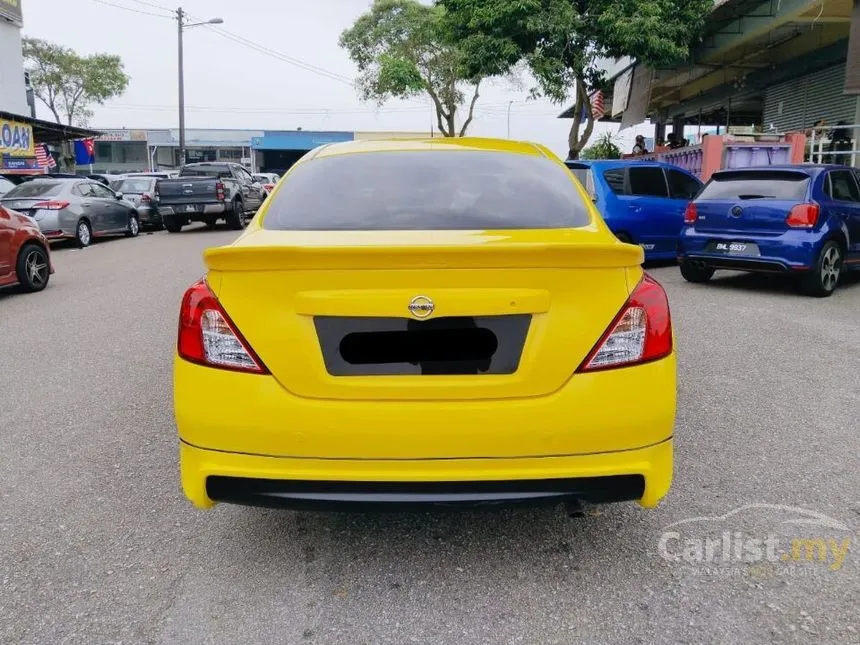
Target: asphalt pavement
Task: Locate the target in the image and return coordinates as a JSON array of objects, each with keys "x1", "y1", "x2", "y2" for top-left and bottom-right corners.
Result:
[{"x1": 1, "y1": 227, "x2": 858, "y2": 645}]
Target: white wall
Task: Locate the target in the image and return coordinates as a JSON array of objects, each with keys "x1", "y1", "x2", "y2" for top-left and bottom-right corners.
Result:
[{"x1": 0, "y1": 19, "x2": 28, "y2": 115}]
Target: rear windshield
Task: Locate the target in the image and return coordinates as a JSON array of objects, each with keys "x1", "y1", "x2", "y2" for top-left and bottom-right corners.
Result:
[
  {"x1": 3, "y1": 181, "x2": 64, "y2": 198},
  {"x1": 565, "y1": 163, "x2": 590, "y2": 187},
  {"x1": 698, "y1": 171, "x2": 810, "y2": 201},
  {"x1": 263, "y1": 151, "x2": 591, "y2": 230},
  {"x1": 180, "y1": 166, "x2": 231, "y2": 178},
  {"x1": 118, "y1": 178, "x2": 155, "y2": 193}
]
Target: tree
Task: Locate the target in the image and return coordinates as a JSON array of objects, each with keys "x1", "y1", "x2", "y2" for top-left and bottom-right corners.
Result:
[
  {"x1": 22, "y1": 38, "x2": 129, "y2": 127},
  {"x1": 580, "y1": 132, "x2": 622, "y2": 159},
  {"x1": 339, "y1": 0, "x2": 486, "y2": 137},
  {"x1": 439, "y1": 0, "x2": 711, "y2": 157}
]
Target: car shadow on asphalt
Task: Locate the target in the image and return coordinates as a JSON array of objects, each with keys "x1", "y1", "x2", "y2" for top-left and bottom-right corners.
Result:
[
  {"x1": 702, "y1": 270, "x2": 860, "y2": 296},
  {"x1": 221, "y1": 502, "x2": 656, "y2": 579}
]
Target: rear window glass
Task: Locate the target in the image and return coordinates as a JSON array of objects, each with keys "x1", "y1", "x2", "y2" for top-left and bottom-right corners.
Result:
[
  {"x1": 118, "y1": 178, "x2": 155, "y2": 193},
  {"x1": 698, "y1": 171, "x2": 810, "y2": 200},
  {"x1": 263, "y1": 151, "x2": 591, "y2": 230},
  {"x1": 603, "y1": 169, "x2": 625, "y2": 194},
  {"x1": 3, "y1": 181, "x2": 64, "y2": 198},
  {"x1": 565, "y1": 162, "x2": 589, "y2": 187},
  {"x1": 180, "y1": 166, "x2": 231, "y2": 178}
]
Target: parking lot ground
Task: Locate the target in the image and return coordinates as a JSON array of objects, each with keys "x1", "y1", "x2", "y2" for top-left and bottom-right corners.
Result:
[{"x1": 1, "y1": 228, "x2": 858, "y2": 645}]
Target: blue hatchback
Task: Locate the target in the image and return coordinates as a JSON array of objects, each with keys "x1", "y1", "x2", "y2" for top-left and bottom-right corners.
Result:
[
  {"x1": 678, "y1": 165, "x2": 860, "y2": 296},
  {"x1": 566, "y1": 159, "x2": 703, "y2": 261}
]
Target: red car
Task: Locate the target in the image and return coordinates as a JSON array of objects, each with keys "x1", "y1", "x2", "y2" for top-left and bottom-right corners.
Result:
[{"x1": 0, "y1": 205, "x2": 53, "y2": 293}]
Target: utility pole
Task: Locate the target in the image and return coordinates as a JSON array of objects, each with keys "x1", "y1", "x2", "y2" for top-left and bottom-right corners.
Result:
[
  {"x1": 507, "y1": 101, "x2": 514, "y2": 138},
  {"x1": 176, "y1": 9, "x2": 223, "y2": 169},
  {"x1": 177, "y1": 7, "x2": 185, "y2": 168}
]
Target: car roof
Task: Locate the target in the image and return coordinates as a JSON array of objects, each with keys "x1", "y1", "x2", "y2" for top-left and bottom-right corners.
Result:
[
  {"x1": 711, "y1": 164, "x2": 842, "y2": 177},
  {"x1": 313, "y1": 137, "x2": 549, "y2": 159},
  {"x1": 565, "y1": 159, "x2": 688, "y2": 170},
  {"x1": 30, "y1": 176, "x2": 87, "y2": 181}
]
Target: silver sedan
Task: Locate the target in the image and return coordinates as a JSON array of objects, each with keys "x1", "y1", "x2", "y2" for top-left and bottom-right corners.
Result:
[{"x1": 0, "y1": 178, "x2": 140, "y2": 247}]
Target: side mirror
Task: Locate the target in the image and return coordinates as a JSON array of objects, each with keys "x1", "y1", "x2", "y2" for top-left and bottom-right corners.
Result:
[{"x1": 115, "y1": 192, "x2": 124, "y2": 200}]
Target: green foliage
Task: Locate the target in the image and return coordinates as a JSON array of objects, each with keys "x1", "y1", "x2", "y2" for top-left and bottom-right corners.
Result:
[
  {"x1": 339, "y1": 0, "x2": 486, "y2": 137},
  {"x1": 23, "y1": 37, "x2": 129, "y2": 127},
  {"x1": 438, "y1": 0, "x2": 711, "y2": 155},
  {"x1": 580, "y1": 132, "x2": 622, "y2": 160}
]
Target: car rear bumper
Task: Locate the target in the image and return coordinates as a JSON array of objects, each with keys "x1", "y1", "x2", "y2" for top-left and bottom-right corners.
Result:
[
  {"x1": 180, "y1": 438, "x2": 673, "y2": 510},
  {"x1": 136, "y1": 206, "x2": 160, "y2": 224},
  {"x1": 158, "y1": 203, "x2": 227, "y2": 216},
  {"x1": 678, "y1": 254, "x2": 805, "y2": 273},
  {"x1": 678, "y1": 228, "x2": 819, "y2": 272}
]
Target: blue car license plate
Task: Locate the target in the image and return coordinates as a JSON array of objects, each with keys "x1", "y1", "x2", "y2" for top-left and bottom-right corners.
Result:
[{"x1": 707, "y1": 241, "x2": 760, "y2": 256}]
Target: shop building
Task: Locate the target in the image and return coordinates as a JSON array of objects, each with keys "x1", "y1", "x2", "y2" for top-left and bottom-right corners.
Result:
[
  {"x1": 569, "y1": 0, "x2": 860, "y2": 156},
  {"x1": 91, "y1": 128, "x2": 434, "y2": 174},
  {"x1": 1, "y1": 0, "x2": 100, "y2": 175}
]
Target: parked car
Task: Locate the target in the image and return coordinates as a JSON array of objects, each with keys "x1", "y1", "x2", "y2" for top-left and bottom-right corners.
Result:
[
  {"x1": 252, "y1": 172, "x2": 280, "y2": 195},
  {"x1": 174, "y1": 137, "x2": 676, "y2": 513},
  {"x1": 125, "y1": 171, "x2": 179, "y2": 180},
  {"x1": 155, "y1": 162, "x2": 266, "y2": 233},
  {"x1": 88, "y1": 173, "x2": 127, "y2": 188},
  {"x1": 114, "y1": 176, "x2": 161, "y2": 230},
  {"x1": 0, "y1": 178, "x2": 141, "y2": 248},
  {"x1": 0, "y1": 176, "x2": 16, "y2": 198},
  {"x1": 678, "y1": 165, "x2": 860, "y2": 296},
  {"x1": 0, "y1": 204, "x2": 53, "y2": 293},
  {"x1": 566, "y1": 159, "x2": 703, "y2": 261}
]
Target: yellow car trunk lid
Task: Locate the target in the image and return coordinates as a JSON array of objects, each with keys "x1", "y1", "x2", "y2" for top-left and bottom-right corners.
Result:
[{"x1": 204, "y1": 229, "x2": 642, "y2": 401}]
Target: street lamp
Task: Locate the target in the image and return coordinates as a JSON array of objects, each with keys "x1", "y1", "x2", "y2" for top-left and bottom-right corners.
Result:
[{"x1": 177, "y1": 8, "x2": 223, "y2": 166}]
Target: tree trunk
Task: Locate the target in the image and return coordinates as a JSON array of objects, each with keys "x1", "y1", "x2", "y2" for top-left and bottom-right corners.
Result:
[
  {"x1": 566, "y1": 77, "x2": 595, "y2": 159},
  {"x1": 59, "y1": 141, "x2": 76, "y2": 174},
  {"x1": 458, "y1": 83, "x2": 481, "y2": 137},
  {"x1": 567, "y1": 84, "x2": 584, "y2": 160}
]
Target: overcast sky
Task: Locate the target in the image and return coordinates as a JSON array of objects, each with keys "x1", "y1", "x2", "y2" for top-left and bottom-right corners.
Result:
[{"x1": 21, "y1": 0, "x2": 648, "y2": 158}]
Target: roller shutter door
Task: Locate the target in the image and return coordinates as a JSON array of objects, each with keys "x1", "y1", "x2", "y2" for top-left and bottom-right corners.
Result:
[
  {"x1": 846, "y1": 0, "x2": 860, "y2": 94},
  {"x1": 763, "y1": 64, "x2": 856, "y2": 131}
]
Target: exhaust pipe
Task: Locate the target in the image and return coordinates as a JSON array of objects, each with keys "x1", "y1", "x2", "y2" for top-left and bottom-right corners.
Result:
[{"x1": 564, "y1": 499, "x2": 586, "y2": 518}]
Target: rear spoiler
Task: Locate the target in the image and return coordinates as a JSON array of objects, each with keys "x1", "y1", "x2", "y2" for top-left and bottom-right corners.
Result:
[{"x1": 204, "y1": 239, "x2": 644, "y2": 272}]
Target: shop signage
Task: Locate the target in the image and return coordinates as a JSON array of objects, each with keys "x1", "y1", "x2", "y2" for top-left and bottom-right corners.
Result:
[
  {"x1": 0, "y1": 117, "x2": 34, "y2": 158},
  {"x1": 0, "y1": 0, "x2": 23, "y2": 24},
  {"x1": 97, "y1": 129, "x2": 148, "y2": 142},
  {"x1": 1, "y1": 156, "x2": 38, "y2": 170}
]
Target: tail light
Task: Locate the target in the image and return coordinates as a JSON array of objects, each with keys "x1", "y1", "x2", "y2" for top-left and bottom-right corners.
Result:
[
  {"x1": 215, "y1": 181, "x2": 225, "y2": 201},
  {"x1": 177, "y1": 279, "x2": 268, "y2": 374},
  {"x1": 576, "y1": 274, "x2": 673, "y2": 372},
  {"x1": 140, "y1": 194, "x2": 152, "y2": 204},
  {"x1": 786, "y1": 203, "x2": 819, "y2": 229},
  {"x1": 32, "y1": 200, "x2": 70, "y2": 210},
  {"x1": 684, "y1": 203, "x2": 697, "y2": 224}
]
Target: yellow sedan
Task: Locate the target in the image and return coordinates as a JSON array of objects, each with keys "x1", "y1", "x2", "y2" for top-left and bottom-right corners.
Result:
[{"x1": 174, "y1": 137, "x2": 676, "y2": 514}]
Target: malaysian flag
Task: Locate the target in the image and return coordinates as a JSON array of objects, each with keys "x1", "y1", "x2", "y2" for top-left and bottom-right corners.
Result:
[{"x1": 35, "y1": 144, "x2": 56, "y2": 169}]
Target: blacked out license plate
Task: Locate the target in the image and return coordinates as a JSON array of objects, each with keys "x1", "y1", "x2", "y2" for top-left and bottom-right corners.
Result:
[{"x1": 707, "y1": 241, "x2": 760, "y2": 256}]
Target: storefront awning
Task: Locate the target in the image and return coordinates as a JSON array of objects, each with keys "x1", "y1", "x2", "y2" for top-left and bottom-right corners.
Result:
[{"x1": 0, "y1": 110, "x2": 102, "y2": 145}]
